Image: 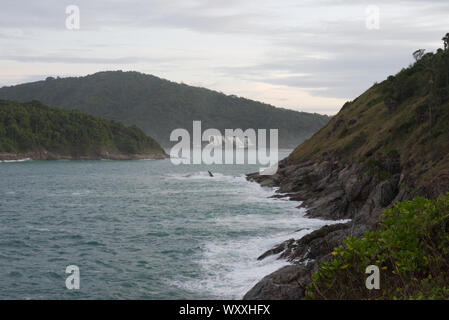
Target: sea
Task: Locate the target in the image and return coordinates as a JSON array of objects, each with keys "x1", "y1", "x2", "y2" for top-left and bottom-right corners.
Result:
[{"x1": 0, "y1": 150, "x2": 342, "y2": 299}]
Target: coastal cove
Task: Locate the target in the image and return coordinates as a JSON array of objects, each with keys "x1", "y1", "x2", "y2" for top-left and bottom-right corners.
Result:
[{"x1": 0, "y1": 150, "x2": 345, "y2": 299}]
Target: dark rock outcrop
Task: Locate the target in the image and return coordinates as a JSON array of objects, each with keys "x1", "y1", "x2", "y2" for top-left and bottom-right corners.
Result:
[
  {"x1": 244, "y1": 156, "x2": 410, "y2": 300},
  {"x1": 244, "y1": 264, "x2": 315, "y2": 300}
]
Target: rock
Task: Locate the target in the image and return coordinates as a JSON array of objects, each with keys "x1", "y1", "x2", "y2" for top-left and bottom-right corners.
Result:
[
  {"x1": 243, "y1": 152, "x2": 434, "y2": 300},
  {"x1": 371, "y1": 175, "x2": 400, "y2": 208},
  {"x1": 257, "y1": 239, "x2": 294, "y2": 261},
  {"x1": 243, "y1": 158, "x2": 405, "y2": 300},
  {"x1": 259, "y1": 177, "x2": 278, "y2": 187},
  {"x1": 0, "y1": 150, "x2": 167, "y2": 161},
  {"x1": 282, "y1": 223, "x2": 351, "y2": 262},
  {"x1": 243, "y1": 264, "x2": 315, "y2": 300}
]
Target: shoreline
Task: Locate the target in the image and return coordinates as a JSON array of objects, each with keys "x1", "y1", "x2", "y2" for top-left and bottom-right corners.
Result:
[
  {"x1": 243, "y1": 156, "x2": 409, "y2": 299},
  {"x1": 0, "y1": 150, "x2": 168, "y2": 161}
]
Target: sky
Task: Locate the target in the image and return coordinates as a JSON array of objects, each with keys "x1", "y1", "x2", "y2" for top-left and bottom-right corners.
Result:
[{"x1": 0, "y1": 0, "x2": 448, "y2": 115}]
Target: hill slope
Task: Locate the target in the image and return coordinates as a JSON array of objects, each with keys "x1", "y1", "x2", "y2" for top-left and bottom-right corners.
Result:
[
  {"x1": 244, "y1": 43, "x2": 449, "y2": 300},
  {"x1": 288, "y1": 47, "x2": 449, "y2": 196},
  {"x1": 0, "y1": 71, "x2": 330, "y2": 148},
  {"x1": 0, "y1": 99, "x2": 167, "y2": 160}
]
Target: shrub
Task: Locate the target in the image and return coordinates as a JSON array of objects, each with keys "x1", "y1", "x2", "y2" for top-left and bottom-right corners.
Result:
[{"x1": 305, "y1": 194, "x2": 449, "y2": 300}]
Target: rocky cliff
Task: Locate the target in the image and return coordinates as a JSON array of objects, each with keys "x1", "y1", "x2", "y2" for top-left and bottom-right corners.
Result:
[
  {"x1": 244, "y1": 44, "x2": 449, "y2": 300},
  {"x1": 244, "y1": 157, "x2": 410, "y2": 299}
]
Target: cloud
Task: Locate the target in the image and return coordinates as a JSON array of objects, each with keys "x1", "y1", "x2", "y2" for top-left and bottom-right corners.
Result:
[
  {"x1": 0, "y1": 55, "x2": 161, "y2": 64},
  {"x1": 0, "y1": 0, "x2": 448, "y2": 113}
]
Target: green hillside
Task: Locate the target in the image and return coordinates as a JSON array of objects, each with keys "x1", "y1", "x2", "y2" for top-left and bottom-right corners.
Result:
[
  {"x1": 244, "y1": 35, "x2": 449, "y2": 301},
  {"x1": 289, "y1": 45, "x2": 449, "y2": 195},
  {"x1": 292, "y1": 36, "x2": 449, "y2": 299},
  {"x1": 0, "y1": 99, "x2": 166, "y2": 160},
  {"x1": 0, "y1": 71, "x2": 330, "y2": 148}
]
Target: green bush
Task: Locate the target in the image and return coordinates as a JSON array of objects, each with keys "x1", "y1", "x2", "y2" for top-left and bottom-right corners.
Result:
[{"x1": 305, "y1": 194, "x2": 449, "y2": 300}]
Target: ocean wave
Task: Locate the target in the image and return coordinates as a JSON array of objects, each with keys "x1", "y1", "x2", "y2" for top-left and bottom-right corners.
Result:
[
  {"x1": 0, "y1": 158, "x2": 32, "y2": 163},
  {"x1": 172, "y1": 217, "x2": 349, "y2": 299},
  {"x1": 26, "y1": 226, "x2": 51, "y2": 232},
  {"x1": 71, "y1": 190, "x2": 91, "y2": 196},
  {"x1": 169, "y1": 229, "x2": 310, "y2": 299},
  {"x1": 167, "y1": 170, "x2": 350, "y2": 299}
]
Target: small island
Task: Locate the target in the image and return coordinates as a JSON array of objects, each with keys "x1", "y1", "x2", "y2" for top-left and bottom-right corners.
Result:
[{"x1": 0, "y1": 99, "x2": 167, "y2": 161}]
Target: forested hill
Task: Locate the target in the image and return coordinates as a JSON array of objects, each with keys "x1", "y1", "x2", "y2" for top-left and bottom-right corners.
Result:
[
  {"x1": 0, "y1": 71, "x2": 330, "y2": 148},
  {"x1": 0, "y1": 99, "x2": 167, "y2": 160}
]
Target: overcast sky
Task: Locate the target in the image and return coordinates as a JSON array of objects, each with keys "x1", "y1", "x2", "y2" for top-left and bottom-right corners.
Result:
[{"x1": 0, "y1": 0, "x2": 448, "y2": 114}]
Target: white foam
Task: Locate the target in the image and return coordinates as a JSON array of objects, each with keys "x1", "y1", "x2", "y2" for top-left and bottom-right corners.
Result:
[
  {"x1": 0, "y1": 158, "x2": 31, "y2": 163},
  {"x1": 71, "y1": 190, "x2": 91, "y2": 196},
  {"x1": 177, "y1": 218, "x2": 347, "y2": 299},
  {"x1": 168, "y1": 171, "x2": 350, "y2": 299},
  {"x1": 26, "y1": 225, "x2": 50, "y2": 232}
]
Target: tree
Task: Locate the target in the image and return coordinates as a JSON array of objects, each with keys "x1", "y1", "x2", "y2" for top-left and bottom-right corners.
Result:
[
  {"x1": 413, "y1": 49, "x2": 426, "y2": 62},
  {"x1": 443, "y1": 33, "x2": 449, "y2": 51}
]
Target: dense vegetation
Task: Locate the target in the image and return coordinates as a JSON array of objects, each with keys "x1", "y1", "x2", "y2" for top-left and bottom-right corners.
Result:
[
  {"x1": 306, "y1": 194, "x2": 449, "y2": 299},
  {"x1": 288, "y1": 38, "x2": 449, "y2": 195},
  {"x1": 0, "y1": 99, "x2": 165, "y2": 157},
  {"x1": 0, "y1": 71, "x2": 330, "y2": 148}
]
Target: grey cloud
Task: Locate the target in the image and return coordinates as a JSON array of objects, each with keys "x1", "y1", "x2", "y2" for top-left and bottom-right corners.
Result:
[
  {"x1": 213, "y1": 6, "x2": 448, "y2": 99},
  {"x1": 0, "y1": 0, "x2": 263, "y2": 33},
  {"x1": 0, "y1": 54, "x2": 164, "y2": 64},
  {"x1": 217, "y1": 36, "x2": 427, "y2": 99},
  {"x1": 1, "y1": 0, "x2": 448, "y2": 35}
]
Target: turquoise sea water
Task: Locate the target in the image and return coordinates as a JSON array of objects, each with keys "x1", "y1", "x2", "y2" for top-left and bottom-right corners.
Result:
[{"x1": 0, "y1": 151, "x2": 338, "y2": 299}]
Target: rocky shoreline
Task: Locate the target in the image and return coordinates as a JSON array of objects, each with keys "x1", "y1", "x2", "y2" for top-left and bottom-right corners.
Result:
[
  {"x1": 0, "y1": 150, "x2": 168, "y2": 161},
  {"x1": 243, "y1": 156, "x2": 414, "y2": 300}
]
